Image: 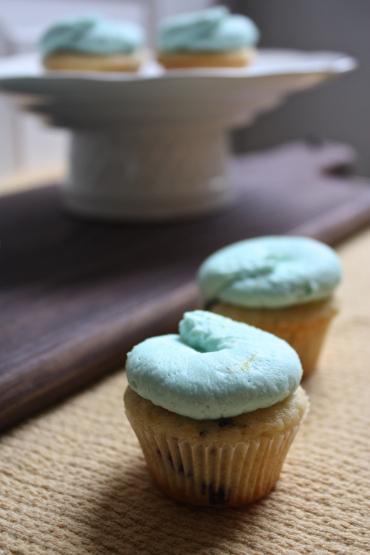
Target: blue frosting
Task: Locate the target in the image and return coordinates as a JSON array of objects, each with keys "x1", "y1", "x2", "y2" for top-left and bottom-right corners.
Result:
[
  {"x1": 39, "y1": 16, "x2": 144, "y2": 56},
  {"x1": 126, "y1": 310, "x2": 302, "y2": 420},
  {"x1": 199, "y1": 236, "x2": 342, "y2": 309},
  {"x1": 158, "y1": 7, "x2": 259, "y2": 53}
]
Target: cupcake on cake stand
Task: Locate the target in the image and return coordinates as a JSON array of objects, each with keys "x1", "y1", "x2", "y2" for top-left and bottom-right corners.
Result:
[{"x1": 0, "y1": 49, "x2": 355, "y2": 221}]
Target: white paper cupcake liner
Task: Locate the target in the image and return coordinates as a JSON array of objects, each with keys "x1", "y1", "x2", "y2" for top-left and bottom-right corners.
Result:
[{"x1": 133, "y1": 424, "x2": 300, "y2": 507}]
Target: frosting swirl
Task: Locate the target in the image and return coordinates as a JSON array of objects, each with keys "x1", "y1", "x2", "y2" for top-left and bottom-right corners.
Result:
[
  {"x1": 126, "y1": 310, "x2": 302, "y2": 420},
  {"x1": 199, "y1": 236, "x2": 342, "y2": 309},
  {"x1": 158, "y1": 7, "x2": 259, "y2": 53},
  {"x1": 39, "y1": 16, "x2": 144, "y2": 57}
]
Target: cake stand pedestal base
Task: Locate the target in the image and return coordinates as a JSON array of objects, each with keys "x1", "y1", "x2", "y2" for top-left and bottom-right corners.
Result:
[{"x1": 65, "y1": 124, "x2": 231, "y2": 220}]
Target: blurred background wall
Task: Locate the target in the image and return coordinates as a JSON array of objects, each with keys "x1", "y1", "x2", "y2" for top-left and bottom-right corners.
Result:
[{"x1": 231, "y1": 0, "x2": 370, "y2": 175}]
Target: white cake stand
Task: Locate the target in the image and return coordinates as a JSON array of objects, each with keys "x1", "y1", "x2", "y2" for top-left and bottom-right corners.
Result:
[{"x1": 0, "y1": 50, "x2": 355, "y2": 220}]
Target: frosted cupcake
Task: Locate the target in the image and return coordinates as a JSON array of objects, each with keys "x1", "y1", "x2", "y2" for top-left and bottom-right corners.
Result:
[
  {"x1": 157, "y1": 7, "x2": 259, "y2": 69},
  {"x1": 39, "y1": 16, "x2": 145, "y2": 72},
  {"x1": 124, "y1": 310, "x2": 308, "y2": 507},
  {"x1": 198, "y1": 236, "x2": 342, "y2": 377}
]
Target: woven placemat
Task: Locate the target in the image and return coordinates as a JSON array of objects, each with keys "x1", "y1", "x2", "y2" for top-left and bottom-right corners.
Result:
[{"x1": 1, "y1": 230, "x2": 370, "y2": 555}]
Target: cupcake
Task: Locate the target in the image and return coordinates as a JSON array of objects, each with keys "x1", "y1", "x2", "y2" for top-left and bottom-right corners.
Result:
[
  {"x1": 39, "y1": 16, "x2": 145, "y2": 73},
  {"x1": 157, "y1": 7, "x2": 259, "y2": 69},
  {"x1": 124, "y1": 310, "x2": 308, "y2": 507},
  {"x1": 198, "y1": 236, "x2": 342, "y2": 378}
]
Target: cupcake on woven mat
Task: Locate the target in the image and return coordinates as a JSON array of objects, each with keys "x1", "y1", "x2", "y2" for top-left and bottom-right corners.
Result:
[
  {"x1": 198, "y1": 236, "x2": 342, "y2": 377},
  {"x1": 39, "y1": 15, "x2": 145, "y2": 73},
  {"x1": 157, "y1": 7, "x2": 259, "y2": 69},
  {"x1": 124, "y1": 310, "x2": 308, "y2": 507}
]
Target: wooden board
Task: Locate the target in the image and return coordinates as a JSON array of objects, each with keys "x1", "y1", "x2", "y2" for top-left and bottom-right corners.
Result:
[{"x1": 2, "y1": 142, "x2": 370, "y2": 433}]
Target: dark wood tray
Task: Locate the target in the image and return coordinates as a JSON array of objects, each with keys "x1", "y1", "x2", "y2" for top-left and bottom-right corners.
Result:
[{"x1": 2, "y1": 142, "x2": 370, "y2": 432}]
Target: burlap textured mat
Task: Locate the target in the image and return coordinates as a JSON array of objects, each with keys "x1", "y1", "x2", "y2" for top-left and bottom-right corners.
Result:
[{"x1": 1, "y1": 230, "x2": 370, "y2": 555}]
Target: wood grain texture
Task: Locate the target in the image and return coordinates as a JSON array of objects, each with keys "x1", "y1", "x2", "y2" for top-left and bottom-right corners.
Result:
[{"x1": 1, "y1": 141, "x2": 370, "y2": 432}]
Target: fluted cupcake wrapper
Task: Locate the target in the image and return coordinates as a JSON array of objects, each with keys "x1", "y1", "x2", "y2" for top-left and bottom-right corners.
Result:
[
  {"x1": 131, "y1": 424, "x2": 300, "y2": 507},
  {"x1": 213, "y1": 300, "x2": 338, "y2": 377},
  {"x1": 268, "y1": 320, "x2": 332, "y2": 378}
]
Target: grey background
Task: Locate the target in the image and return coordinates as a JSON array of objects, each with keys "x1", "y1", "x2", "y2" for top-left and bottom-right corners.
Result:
[{"x1": 230, "y1": 0, "x2": 370, "y2": 176}]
